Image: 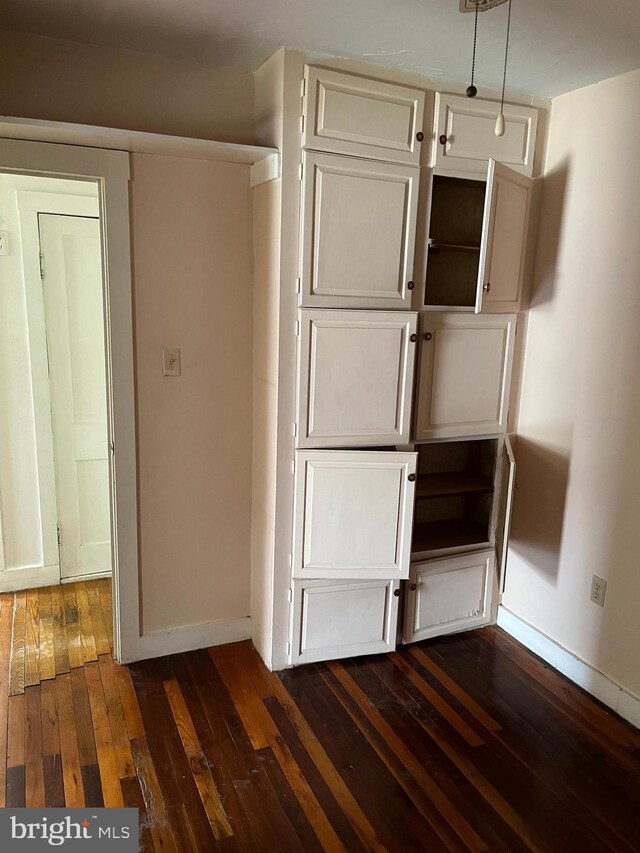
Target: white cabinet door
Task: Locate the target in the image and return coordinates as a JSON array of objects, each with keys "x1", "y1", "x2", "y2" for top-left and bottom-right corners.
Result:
[
  {"x1": 402, "y1": 550, "x2": 496, "y2": 643},
  {"x1": 433, "y1": 93, "x2": 538, "y2": 177},
  {"x1": 297, "y1": 309, "x2": 418, "y2": 448},
  {"x1": 300, "y1": 152, "x2": 419, "y2": 309},
  {"x1": 293, "y1": 450, "x2": 417, "y2": 579},
  {"x1": 476, "y1": 160, "x2": 533, "y2": 314},
  {"x1": 290, "y1": 578, "x2": 399, "y2": 665},
  {"x1": 302, "y1": 66, "x2": 425, "y2": 165},
  {"x1": 414, "y1": 313, "x2": 516, "y2": 440},
  {"x1": 495, "y1": 435, "x2": 516, "y2": 593}
]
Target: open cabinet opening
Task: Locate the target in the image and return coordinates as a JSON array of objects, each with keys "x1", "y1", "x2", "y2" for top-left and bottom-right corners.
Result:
[
  {"x1": 424, "y1": 175, "x2": 486, "y2": 309},
  {"x1": 412, "y1": 438, "x2": 498, "y2": 554}
]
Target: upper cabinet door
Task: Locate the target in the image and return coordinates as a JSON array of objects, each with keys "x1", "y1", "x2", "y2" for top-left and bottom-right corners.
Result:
[
  {"x1": 300, "y1": 152, "x2": 419, "y2": 309},
  {"x1": 495, "y1": 435, "x2": 516, "y2": 593},
  {"x1": 302, "y1": 66, "x2": 425, "y2": 165},
  {"x1": 433, "y1": 93, "x2": 538, "y2": 177},
  {"x1": 414, "y1": 312, "x2": 516, "y2": 440},
  {"x1": 293, "y1": 450, "x2": 417, "y2": 580},
  {"x1": 297, "y1": 309, "x2": 418, "y2": 448},
  {"x1": 476, "y1": 160, "x2": 533, "y2": 314}
]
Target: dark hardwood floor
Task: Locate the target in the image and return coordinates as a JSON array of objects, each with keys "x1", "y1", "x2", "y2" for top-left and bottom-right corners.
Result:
[{"x1": 2, "y1": 583, "x2": 640, "y2": 851}]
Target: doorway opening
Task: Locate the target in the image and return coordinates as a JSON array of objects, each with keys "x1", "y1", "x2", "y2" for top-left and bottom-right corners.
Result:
[{"x1": 0, "y1": 172, "x2": 114, "y2": 690}]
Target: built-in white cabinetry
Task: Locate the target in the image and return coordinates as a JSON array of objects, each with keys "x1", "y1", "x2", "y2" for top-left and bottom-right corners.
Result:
[
  {"x1": 414, "y1": 313, "x2": 516, "y2": 441},
  {"x1": 424, "y1": 160, "x2": 532, "y2": 314},
  {"x1": 292, "y1": 450, "x2": 417, "y2": 580},
  {"x1": 302, "y1": 66, "x2": 425, "y2": 165},
  {"x1": 433, "y1": 93, "x2": 538, "y2": 177},
  {"x1": 297, "y1": 309, "x2": 418, "y2": 447},
  {"x1": 402, "y1": 551, "x2": 496, "y2": 643},
  {"x1": 290, "y1": 578, "x2": 399, "y2": 665},
  {"x1": 300, "y1": 151, "x2": 419, "y2": 309}
]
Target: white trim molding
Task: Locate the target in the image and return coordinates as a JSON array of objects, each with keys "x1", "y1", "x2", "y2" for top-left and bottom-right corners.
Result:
[
  {"x1": 133, "y1": 617, "x2": 252, "y2": 663},
  {"x1": 498, "y1": 606, "x2": 640, "y2": 729}
]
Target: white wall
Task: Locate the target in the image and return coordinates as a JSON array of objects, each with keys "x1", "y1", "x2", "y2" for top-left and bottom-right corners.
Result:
[
  {"x1": 504, "y1": 67, "x2": 640, "y2": 701},
  {"x1": 0, "y1": 174, "x2": 97, "y2": 575},
  {"x1": 130, "y1": 154, "x2": 253, "y2": 634}
]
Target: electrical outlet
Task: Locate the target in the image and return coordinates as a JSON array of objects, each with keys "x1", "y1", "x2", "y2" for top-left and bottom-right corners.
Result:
[{"x1": 590, "y1": 575, "x2": 607, "y2": 607}]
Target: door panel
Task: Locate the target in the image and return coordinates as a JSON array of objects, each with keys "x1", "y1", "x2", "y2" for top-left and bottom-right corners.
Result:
[
  {"x1": 415, "y1": 313, "x2": 516, "y2": 440},
  {"x1": 433, "y1": 93, "x2": 538, "y2": 177},
  {"x1": 476, "y1": 160, "x2": 533, "y2": 313},
  {"x1": 293, "y1": 450, "x2": 417, "y2": 579},
  {"x1": 297, "y1": 309, "x2": 418, "y2": 447},
  {"x1": 303, "y1": 66, "x2": 425, "y2": 165},
  {"x1": 291, "y1": 578, "x2": 399, "y2": 665},
  {"x1": 300, "y1": 152, "x2": 419, "y2": 309},
  {"x1": 403, "y1": 550, "x2": 496, "y2": 643},
  {"x1": 39, "y1": 213, "x2": 111, "y2": 580}
]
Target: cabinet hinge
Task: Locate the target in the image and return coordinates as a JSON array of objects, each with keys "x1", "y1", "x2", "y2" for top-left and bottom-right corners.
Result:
[
  {"x1": 296, "y1": 276, "x2": 301, "y2": 295},
  {"x1": 288, "y1": 553, "x2": 293, "y2": 569},
  {"x1": 39, "y1": 253, "x2": 45, "y2": 280},
  {"x1": 300, "y1": 114, "x2": 305, "y2": 135},
  {"x1": 291, "y1": 459, "x2": 296, "y2": 475},
  {"x1": 287, "y1": 588, "x2": 293, "y2": 603},
  {"x1": 56, "y1": 525, "x2": 61, "y2": 547},
  {"x1": 300, "y1": 76, "x2": 306, "y2": 99},
  {"x1": 293, "y1": 421, "x2": 297, "y2": 438},
  {"x1": 287, "y1": 641, "x2": 292, "y2": 657},
  {"x1": 295, "y1": 319, "x2": 300, "y2": 337}
]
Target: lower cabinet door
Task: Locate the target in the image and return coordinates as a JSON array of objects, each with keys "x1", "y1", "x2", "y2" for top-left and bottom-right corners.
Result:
[
  {"x1": 290, "y1": 578, "x2": 399, "y2": 665},
  {"x1": 402, "y1": 550, "x2": 496, "y2": 644}
]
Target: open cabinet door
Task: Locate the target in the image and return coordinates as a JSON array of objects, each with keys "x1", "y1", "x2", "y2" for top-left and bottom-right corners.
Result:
[
  {"x1": 495, "y1": 434, "x2": 516, "y2": 593},
  {"x1": 476, "y1": 160, "x2": 532, "y2": 314}
]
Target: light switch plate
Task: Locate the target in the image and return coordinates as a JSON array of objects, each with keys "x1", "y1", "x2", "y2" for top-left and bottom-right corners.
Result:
[{"x1": 162, "y1": 347, "x2": 181, "y2": 376}]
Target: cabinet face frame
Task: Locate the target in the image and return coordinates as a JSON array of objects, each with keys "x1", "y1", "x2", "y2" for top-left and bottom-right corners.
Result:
[
  {"x1": 292, "y1": 450, "x2": 417, "y2": 580},
  {"x1": 297, "y1": 309, "x2": 418, "y2": 448},
  {"x1": 432, "y1": 93, "x2": 538, "y2": 177},
  {"x1": 414, "y1": 313, "x2": 517, "y2": 441},
  {"x1": 302, "y1": 66, "x2": 426, "y2": 165},
  {"x1": 495, "y1": 434, "x2": 516, "y2": 593},
  {"x1": 402, "y1": 550, "x2": 496, "y2": 643},
  {"x1": 300, "y1": 151, "x2": 419, "y2": 309},
  {"x1": 289, "y1": 578, "x2": 399, "y2": 665}
]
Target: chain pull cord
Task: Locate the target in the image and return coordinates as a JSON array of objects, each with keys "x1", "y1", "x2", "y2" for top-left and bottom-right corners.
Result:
[
  {"x1": 466, "y1": 0, "x2": 480, "y2": 97},
  {"x1": 496, "y1": 0, "x2": 513, "y2": 136}
]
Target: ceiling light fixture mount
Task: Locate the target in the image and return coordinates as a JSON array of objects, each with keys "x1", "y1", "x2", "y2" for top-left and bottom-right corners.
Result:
[{"x1": 459, "y1": 0, "x2": 508, "y2": 11}]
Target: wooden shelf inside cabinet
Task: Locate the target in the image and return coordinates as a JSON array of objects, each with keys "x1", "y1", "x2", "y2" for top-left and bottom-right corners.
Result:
[
  {"x1": 428, "y1": 240, "x2": 481, "y2": 252},
  {"x1": 415, "y1": 472, "x2": 494, "y2": 499},
  {"x1": 412, "y1": 519, "x2": 489, "y2": 553}
]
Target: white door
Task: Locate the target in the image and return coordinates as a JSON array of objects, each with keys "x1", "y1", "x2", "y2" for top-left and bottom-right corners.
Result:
[
  {"x1": 495, "y1": 435, "x2": 516, "y2": 593},
  {"x1": 297, "y1": 309, "x2": 418, "y2": 448},
  {"x1": 293, "y1": 450, "x2": 417, "y2": 580},
  {"x1": 402, "y1": 550, "x2": 496, "y2": 644},
  {"x1": 39, "y1": 214, "x2": 112, "y2": 580},
  {"x1": 300, "y1": 152, "x2": 419, "y2": 309},
  {"x1": 302, "y1": 66, "x2": 425, "y2": 165},
  {"x1": 290, "y1": 578, "x2": 399, "y2": 665},
  {"x1": 476, "y1": 160, "x2": 533, "y2": 314},
  {"x1": 414, "y1": 313, "x2": 516, "y2": 440},
  {"x1": 432, "y1": 93, "x2": 538, "y2": 177}
]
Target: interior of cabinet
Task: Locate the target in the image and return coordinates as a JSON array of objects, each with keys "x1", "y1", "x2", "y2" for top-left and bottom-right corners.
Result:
[
  {"x1": 424, "y1": 176, "x2": 486, "y2": 309},
  {"x1": 412, "y1": 439, "x2": 497, "y2": 554}
]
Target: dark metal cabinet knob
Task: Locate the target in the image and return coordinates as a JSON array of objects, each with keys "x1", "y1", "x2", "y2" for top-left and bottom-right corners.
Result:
[
  {"x1": 410, "y1": 583, "x2": 417, "y2": 591},
  {"x1": 439, "y1": 134, "x2": 448, "y2": 145},
  {"x1": 483, "y1": 282, "x2": 491, "y2": 293},
  {"x1": 407, "y1": 280, "x2": 415, "y2": 290},
  {"x1": 424, "y1": 332, "x2": 433, "y2": 341},
  {"x1": 393, "y1": 588, "x2": 401, "y2": 597},
  {"x1": 408, "y1": 473, "x2": 416, "y2": 482},
  {"x1": 416, "y1": 131, "x2": 424, "y2": 142},
  {"x1": 409, "y1": 333, "x2": 418, "y2": 343}
]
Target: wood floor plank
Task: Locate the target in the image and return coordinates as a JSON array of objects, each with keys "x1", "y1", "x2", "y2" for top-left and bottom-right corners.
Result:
[
  {"x1": 0, "y1": 593, "x2": 14, "y2": 806},
  {"x1": 209, "y1": 644, "x2": 270, "y2": 750},
  {"x1": 98, "y1": 655, "x2": 135, "y2": 779},
  {"x1": 24, "y1": 589, "x2": 40, "y2": 687},
  {"x1": 50, "y1": 585, "x2": 70, "y2": 675},
  {"x1": 130, "y1": 736, "x2": 178, "y2": 853},
  {"x1": 97, "y1": 580, "x2": 114, "y2": 650},
  {"x1": 55, "y1": 673, "x2": 85, "y2": 807},
  {"x1": 38, "y1": 588, "x2": 56, "y2": 681},
  {"x1": 121, "y1": 775, "x2": 155, "y2": 853},
  {"x1": 64, "y1": 585, "x2": 85, "y2": 670},
  {"x1": 7, "y1": 693, "x2": 25, "y2": 769},
  {"x1": 84, "y1": 661, "x2": 123, "y2": 807},
  {"x1": 10, "y1": 590, "x2": 27, "y2": 695},
  {"x1": 25, "y1": 686, "x2": 46, "y2": 807},
  {"x1": 70, "y1": 667, "x2": 98, "y2": 769},
  {"x1": 114, "y1": 663, "x2": 145, "y2": 740},
  {"x1": 75, "y1": 584, "x2": 98, "y2": 665},
  {"x1": 6, "y1": 765, "x2": 26, "y2": 808},
  {"x1": 87, "y1": 582, "x2": 111, "y2": 657},
  {"x1": 163, "y1": 678, "x2": 233, "y2": 841}
]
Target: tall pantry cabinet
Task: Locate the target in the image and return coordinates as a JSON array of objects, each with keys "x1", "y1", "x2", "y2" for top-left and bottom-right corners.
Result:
[{"x1": 269, "y1": 60, "x2": 539, "y2": 669}]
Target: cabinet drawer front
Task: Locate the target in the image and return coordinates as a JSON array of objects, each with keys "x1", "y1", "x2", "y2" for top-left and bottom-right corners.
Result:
[
  {"x1": 291, "y1": 578, "x2": 399, "y2": 665},
  {"x1": 303, "y1": 66, "x2": 425, "y2": 164},
  {"x1": 300, "y1": 152, "x2": 419, "y2": 309},
  {"x1": 415, "y1": 313, "x2": 516, "y2": 440},
  {"x1": 433, "y1": 94, "x2": 538, "y2": 177},
  {"x1": 298, "y1": 309, "x2": 418, "y2": 447},
  {"x1": 403, "y1": 550, "x2": 496, "y2": 643},
  {"x1": 293, "y1": 450, "x2": 417, "y2": 579}
]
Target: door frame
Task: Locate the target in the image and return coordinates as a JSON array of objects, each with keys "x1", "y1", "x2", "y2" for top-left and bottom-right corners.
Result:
[{"x1": 0, "y1": 137, "x2": 139, "y2": 664}]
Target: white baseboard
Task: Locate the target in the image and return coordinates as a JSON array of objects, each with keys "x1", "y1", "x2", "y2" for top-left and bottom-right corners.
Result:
[
  {"x1": 125, "y1": 616, "x2": 251, "y2": 664},
  {"x1": 61, "y1": 571, "x2": 112, "y2": 584},
  {"x1": 497, "y1": 605, "x2": 640, "y2": 729}
]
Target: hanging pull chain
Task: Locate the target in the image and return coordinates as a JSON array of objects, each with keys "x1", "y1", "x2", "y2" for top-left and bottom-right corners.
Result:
[
  {"x1": 496, "y1": 0, "x2": 513, "y2": 135},
  {"x1": 467, "y1": 0, "x2": 480, "y2": 97}
]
